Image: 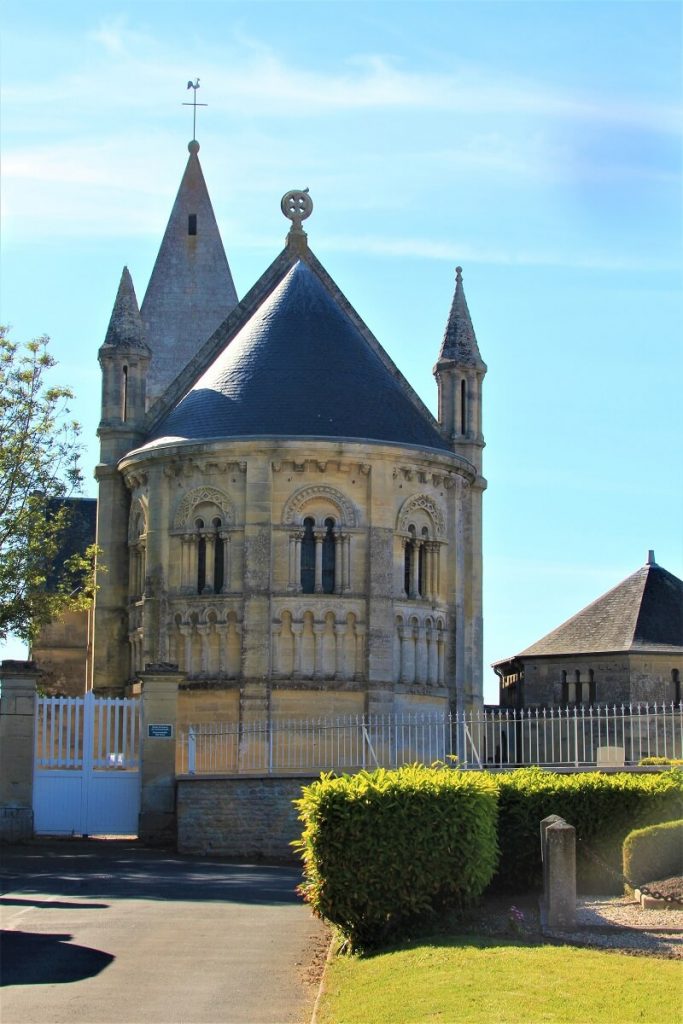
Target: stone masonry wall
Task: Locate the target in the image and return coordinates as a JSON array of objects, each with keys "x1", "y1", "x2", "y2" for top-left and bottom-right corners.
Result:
[{"x1": 176, "y1": 776, "x2": 318, "y2": 860}]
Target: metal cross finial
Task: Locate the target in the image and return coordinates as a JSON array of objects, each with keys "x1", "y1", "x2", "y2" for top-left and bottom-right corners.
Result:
[{"x1": 183, "y1": 78, "x2": 207, "y2": 141}]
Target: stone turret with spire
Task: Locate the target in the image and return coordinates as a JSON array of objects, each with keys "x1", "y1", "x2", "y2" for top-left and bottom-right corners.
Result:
[
  {"x1": 98, "y1": 266, "x2": 151, "y2": 462},
  {"x1": 433, "y1": 266, "x2": 486, "y2": 476},
  {"x1": 140, "y1": 140, "x2": 238, "y2": 408},
  {"x1": 94, "y1": 266, "x2": 151, "y2": 691}
]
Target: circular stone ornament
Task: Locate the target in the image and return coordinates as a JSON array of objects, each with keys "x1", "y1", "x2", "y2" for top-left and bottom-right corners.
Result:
[{"x1": 281, "y1": 189, "x2": 313, "y2": 230}]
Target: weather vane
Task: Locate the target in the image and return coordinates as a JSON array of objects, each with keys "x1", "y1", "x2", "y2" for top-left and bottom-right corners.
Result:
[{"x1": 183, "y1": 79, "x2": 207, "y2": 141}]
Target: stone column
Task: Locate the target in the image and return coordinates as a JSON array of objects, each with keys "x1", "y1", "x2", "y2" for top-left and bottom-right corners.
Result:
[
  {"x1": 314, "y1": 532, "x2": 324, "y2": 593},
  {"x1": 0, "y1": 661, "x2": 41, "y2": 842},
  {"x1": 334, "y1": 533, "x2": 343, "y2": 594},
  {"x1": 313, "y1": 623, "x2": 325, "y2": 678},
  {"x1": 138, "y1": 664, "x2": 184, "y2": 845},
  {"x1": 541, "y1": 815, "x2": 576, "y2": 930}
]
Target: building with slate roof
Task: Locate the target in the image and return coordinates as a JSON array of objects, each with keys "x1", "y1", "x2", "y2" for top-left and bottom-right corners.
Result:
[
  {"x1": 87, "y1": 143, "x2": 487, "y2": 726},
  {"x1": 493, "y1": 552, "x2": 683, "y2": 708}
]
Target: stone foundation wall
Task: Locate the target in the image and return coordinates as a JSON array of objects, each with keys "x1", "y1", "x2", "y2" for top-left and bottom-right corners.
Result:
[{"x1": 176, "y1": 775, "x2": 318, "y2": 860}]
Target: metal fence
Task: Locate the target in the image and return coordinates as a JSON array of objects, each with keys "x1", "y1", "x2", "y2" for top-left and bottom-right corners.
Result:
[{"x1": 178, "y1": 702, "x2": 682, "y2": 775}]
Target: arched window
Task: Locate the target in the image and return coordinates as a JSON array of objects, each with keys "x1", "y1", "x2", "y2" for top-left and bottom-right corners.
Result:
[
  {"x1": 196, "y1": 518, "x2": 206, "y2": 594},
  {"x1": 418, "y1": 526, "x2": 429, "y2": 598},
  {"x1": 460, "y1": 379, "x2": 467, "y2": 435},
  {"x1": 301, "y1": 517, "x2": 315, "y2": 594},
  {"x1": 673, "y1": 669, "x2": 681, "y2": 706},
  {"x1": 213, "y1": 517, "x2": 224, "y2": 594},
  {"x1": 322, "y1": 518, "x2": 336, "y2": 594}
]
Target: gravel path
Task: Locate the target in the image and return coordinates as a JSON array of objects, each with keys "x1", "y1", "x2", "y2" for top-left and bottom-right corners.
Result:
[{"x1": 543, "y1": 894, "x2": 682, "y2": 958}]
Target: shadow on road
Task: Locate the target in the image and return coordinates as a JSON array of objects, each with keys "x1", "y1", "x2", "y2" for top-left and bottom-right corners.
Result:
[
  {"x1": 0, "y1": 840, "x2": 305, "y2": 907},
  {"x1": 1, "y1": 930, "x2": 114, "y2": 986}
]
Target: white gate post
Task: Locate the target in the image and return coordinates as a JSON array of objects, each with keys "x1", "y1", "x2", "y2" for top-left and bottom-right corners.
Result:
[{"x1": 0, "y1": 660, "x2": 41, "y2": 842}]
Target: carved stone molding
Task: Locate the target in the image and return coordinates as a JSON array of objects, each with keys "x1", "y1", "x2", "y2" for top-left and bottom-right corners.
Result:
[
  {"x1": 282, "y1": 485, "x2": 358, "y2": 527},
  {"x1": 173, "y1": 487, "x2": 236, "y2": 529},
  {"x1": 397, "y1": 494, "x2": 446, "y2": 538}
]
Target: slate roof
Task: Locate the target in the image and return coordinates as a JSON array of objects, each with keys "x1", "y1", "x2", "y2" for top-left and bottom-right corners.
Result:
[
  {"x1": 145, "y1": 257, "x2": 450, "y2": 452},
  {"x1": 140, "y1": 141, "x2": 238, "y2": 405},
  {"x1": 516, "y1": 561, "x2": 683, "y2": 658},
  {"x1": 45, "y1": 498, "x2": 97, "y2": 592}
]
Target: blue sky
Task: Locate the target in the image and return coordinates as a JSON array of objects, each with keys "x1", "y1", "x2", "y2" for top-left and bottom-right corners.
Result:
[{"x1": 1, "y1": 0, "x2": 681, "y2": 701}]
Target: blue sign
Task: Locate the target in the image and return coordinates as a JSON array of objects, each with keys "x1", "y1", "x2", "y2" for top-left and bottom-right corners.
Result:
[{"x1": 148, "y1": 723, "x2": 174, "y2": 739}]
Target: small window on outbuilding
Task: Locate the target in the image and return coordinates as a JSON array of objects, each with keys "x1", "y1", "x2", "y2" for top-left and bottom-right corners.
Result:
[{"x1": 188, "y1": 214, "x2": 197, "y2": 236}]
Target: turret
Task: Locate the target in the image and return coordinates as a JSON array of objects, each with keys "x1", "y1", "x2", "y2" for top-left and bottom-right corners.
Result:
[
  {"x1": 98, "y1": 266, "x2": 151, "y2": 463},
  {"x1": 433, "y1": 266, "x2": 486, "y2": 475}
]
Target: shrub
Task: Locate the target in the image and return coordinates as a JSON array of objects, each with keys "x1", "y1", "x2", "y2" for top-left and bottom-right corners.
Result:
[
  {"x1": 639, "y1": 756, "x2": 683, "y2": 766},
  {"x1": 295, "y1": 765, "x2": 498, "y2": 950},
  {"x1": 493, "y1": 768, "x2": 683, "y2": 893},
  {"x1": 623, "y1": 819, "x2": 683, "y2": 891}
]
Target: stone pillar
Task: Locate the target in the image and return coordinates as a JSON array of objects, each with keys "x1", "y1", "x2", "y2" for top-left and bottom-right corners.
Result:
[
  {"x1": 541, "y1": 815, "x2": 576, "y2": 930},
  {"x1": 138, "y1": 664, "x2": 183, "y2": 845},
  {"x1": 314, "y1": 531, "x2": 324, "y2": 593},
  {"x1": 0, "y1": 661, "x2": 41, "y2": 842}
]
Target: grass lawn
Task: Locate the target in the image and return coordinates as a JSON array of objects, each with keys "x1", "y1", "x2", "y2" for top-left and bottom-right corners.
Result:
[{"x1": 316, "y1": 935, "x2": 683, "y2": 1024}]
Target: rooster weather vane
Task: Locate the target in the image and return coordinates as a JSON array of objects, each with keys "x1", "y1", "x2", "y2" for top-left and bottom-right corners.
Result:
[{"x1": 183, "y1": 78, "x2": 207, "y2": 141}]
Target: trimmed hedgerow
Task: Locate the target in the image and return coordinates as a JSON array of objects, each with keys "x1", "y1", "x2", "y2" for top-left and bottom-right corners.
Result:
[
  {"x1": 294, "y1": 765, "x2": 498, "y2": 950},
  {"x1": 623, "y1": 819, "x2": 683, "y2": 891},
  {"x1": 639, "y1": 756, "x2": 683, "y2": 766},
  {"x1": 493, "y1": 768, "x2": 683, "y2": 893}
]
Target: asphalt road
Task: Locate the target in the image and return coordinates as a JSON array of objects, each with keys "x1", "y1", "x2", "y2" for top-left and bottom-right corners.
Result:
[{"x1": 0, "y1": 840, "x2": 328, "y2": 1024}]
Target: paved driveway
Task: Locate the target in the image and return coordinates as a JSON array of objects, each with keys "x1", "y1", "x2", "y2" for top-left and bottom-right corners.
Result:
[{"x1": 0, "y1": 840, "x2": 328, "y2": 1024}]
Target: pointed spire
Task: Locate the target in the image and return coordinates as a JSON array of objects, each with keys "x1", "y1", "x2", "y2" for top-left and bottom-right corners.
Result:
[
  {"x1": 438, "y1": 266, "x2": 485, "y2": 367},
  {"x1": 102, "y1": 267, "x2": 148, "y2": 351},
  {"x1": 140, "y1": 141, "x2": 238, "y2": 405}
]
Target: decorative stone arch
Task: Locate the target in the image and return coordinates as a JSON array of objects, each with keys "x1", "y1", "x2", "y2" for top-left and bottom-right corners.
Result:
[
  {"x1": 284, "y1": 487, "x2": 356, "y2": 595},
  {"x1": 173, "y1": 487, "x2": 235, "y2": 531},
  {"x1": 282, "y1": 485, "x2": 358, "y2": 528},
  {"x1": 397, "y1": 493, "x2": 446, "y2": 540},
  {"x1": 128, "y1": 496, "x2": 148, "y2": 543}
]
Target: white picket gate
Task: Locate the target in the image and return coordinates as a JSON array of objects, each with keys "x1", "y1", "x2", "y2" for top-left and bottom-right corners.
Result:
[{"x1": 33, "y1": 692, "x2": 142, "y2": 835}]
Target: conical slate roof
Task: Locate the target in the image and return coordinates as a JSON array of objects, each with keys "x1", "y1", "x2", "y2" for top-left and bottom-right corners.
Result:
[
  {"x1": 437, "y1": 267, "x2": 485, "y2": 368},
  {"x1": 146, "y1": 259, "x2": 450, "y2": 451},
  {"x1": 140, "y1": 141, "x2": 238, "y2": 404},
  {"x1": 518, "y1": 559, "x2": 683, "y2": 657},
  {"x1": 101, "y1": 267, "x2": 148, "y2": 352}
]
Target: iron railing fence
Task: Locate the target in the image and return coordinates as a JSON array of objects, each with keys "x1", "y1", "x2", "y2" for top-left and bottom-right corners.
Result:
[{"x1": 178, "y1": 702, "x2": 682, "y2": 775}]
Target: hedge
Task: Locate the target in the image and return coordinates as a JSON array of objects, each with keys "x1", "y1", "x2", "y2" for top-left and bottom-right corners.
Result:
[
  {"x1": 639, "y1": 757, "x2": 683, "y2": 766},
  {"x1": 623, "y1": 819, "x2": 683, "y2": 891},
  {"x1": 295, "y1": 765, "x2": 498, "y2": 950},
  {"x1": 493, "y1": 768, "x2": 683, "y2": 892}
]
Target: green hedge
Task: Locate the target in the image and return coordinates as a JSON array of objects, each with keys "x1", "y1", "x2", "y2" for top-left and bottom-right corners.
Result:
[
  {"x1": 493, "y1": 768, "x2": 683, "y2": 892},
  {"x1": 623, "y1": 819, "x2": 683, "y2": 891},
  {"x1": 639, "y1": 757, "x2": 683, "y2": 766},
  {"x1": 295, "y1": 765, "x2": 498, "y2": 950}
]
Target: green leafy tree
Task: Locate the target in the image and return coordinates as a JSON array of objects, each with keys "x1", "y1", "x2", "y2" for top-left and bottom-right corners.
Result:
[{"x1": 0, "y1": 326, "x2": 96, "y2": 643}]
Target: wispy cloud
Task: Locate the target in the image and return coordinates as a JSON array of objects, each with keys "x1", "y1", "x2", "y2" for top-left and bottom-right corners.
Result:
[{"x1": 3, "y1": 23, "x2": 681, "y2": 136}]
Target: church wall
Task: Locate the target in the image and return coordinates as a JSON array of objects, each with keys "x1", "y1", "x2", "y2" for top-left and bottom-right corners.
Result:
[
  {"x1": 627, "y1": 653, "x2": 682, "y2": 704},
  {"x1": 114, "y1": 437, "x2": 480, "y2": 722}
]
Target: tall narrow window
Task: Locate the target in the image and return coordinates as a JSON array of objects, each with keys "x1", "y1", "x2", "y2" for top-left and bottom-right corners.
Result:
[
  {"x1": 404, "y1": 531, "x2": 415, "y2": 597},
  {"x1": 122, "y1": 365, "x2": 128, "y2": 421},
  {"x1": 460, "y1": 379, "x2": 467, "y2": 435},
  {"x1": 673, "y1": 669, "x2": 681, "y2": 705},
  {"x1": 213, "y1": 517, "x2": 224, "y2": 594},
  {"x1": 196, "y1": 518, "x2": 206, "y2": 594},
  {"x1": 561, "y1": 670, "x2": 568, "y2": 704},
  {"x1": 322, "y1": 518, "x2": 336, "y2": 594},
  {"x1": 188, "y1": 213, "x2": 197, "y2": 235},
  {"x1": 301, "y1": 517, "x2": 315, "y2": 594}
]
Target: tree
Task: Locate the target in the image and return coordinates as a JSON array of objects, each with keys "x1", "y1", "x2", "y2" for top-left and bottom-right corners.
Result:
[{"x1": 0, "y1": 326, "x2": 95, "y2": 643}]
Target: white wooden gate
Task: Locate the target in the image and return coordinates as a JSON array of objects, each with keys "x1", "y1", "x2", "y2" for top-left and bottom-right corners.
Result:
[{"x1": 33, "y1": 693, "x2": 142, "y2": 835}]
